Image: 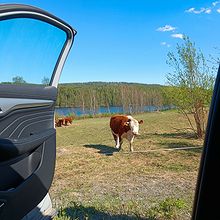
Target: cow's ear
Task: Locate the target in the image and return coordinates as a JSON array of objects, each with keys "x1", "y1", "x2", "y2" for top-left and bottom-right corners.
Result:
[{"x1": 139, "y1": 120, "x2": 143, "y2": 124}]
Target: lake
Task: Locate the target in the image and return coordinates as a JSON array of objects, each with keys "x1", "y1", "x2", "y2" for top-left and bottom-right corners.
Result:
[{"x1": 55, "y1": 105, "x2": 172, "y2": 116}]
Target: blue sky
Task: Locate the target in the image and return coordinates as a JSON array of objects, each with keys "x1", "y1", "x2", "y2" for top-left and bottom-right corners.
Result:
[
  {"x1": 0, "y1": 18, "x2": 66, "y2": 83},
  {"x1": 0, "y1": 0, "x2": 220, "y2": 85}
]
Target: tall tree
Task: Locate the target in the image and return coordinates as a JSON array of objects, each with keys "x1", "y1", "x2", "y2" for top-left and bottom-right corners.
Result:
[
  {"x1": 41, "y1": 76, "x2": 50, "y2": 85},
  {"x1": 12, "y1": 76, "x2": 26, "y2": 84},
  {"x1": 166, "y1": 36, "x2": 215, "y2": 138}
]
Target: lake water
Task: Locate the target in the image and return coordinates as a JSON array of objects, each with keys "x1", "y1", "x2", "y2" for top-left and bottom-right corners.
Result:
[{"x1": 55, "y1": 105, "x2": 171, "y2": 116}]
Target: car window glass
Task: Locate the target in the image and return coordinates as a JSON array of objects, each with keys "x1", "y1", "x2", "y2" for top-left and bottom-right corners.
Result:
[{"x1": 0, "y1": 17, "x2": 67, "y2": 85}]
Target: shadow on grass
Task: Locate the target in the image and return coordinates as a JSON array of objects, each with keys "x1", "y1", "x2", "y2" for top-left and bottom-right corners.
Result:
[
  {"x1": 84, "y1": 144, "x2": 119, "y2": 156},
  {"x1": 159, "y1": 141, "x2": 203, "y2": 153},
  {"x1": 154, "y1": 131, "x2": 197, "y2": 140},
  {"x1": 58, "y1": 205, "x2": 147, "y2": 220}
]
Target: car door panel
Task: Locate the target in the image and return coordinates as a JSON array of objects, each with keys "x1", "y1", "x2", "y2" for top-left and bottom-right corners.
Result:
[
  {"x1": 0, "y1": 4, "x2": 76, "y2": 220},
  {"x1": 0, "y1": 85, "x2": 57, "y2": 100},
  {"x1": 0, "y1": 86, "x2": 56, "y2": 219},
  {"x1": 0, "y1": 134, "x2": 56, "y2": 219},
  {"x1": 0, "y1": 100, "x2": 55, "y2": 139}
]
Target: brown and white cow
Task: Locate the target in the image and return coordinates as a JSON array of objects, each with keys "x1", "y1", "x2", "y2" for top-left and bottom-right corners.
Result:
[{"x1": 110, "y1": 115, "x2": 143, "y2": 152}]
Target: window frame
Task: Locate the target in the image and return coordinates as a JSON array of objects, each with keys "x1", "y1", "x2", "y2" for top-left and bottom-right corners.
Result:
[{"x1": 0, "y1": 4, "x2": 77, "y2": 87}]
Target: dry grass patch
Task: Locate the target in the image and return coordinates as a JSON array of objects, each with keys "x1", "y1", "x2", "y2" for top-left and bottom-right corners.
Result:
[{"x1": 51, "y1": 110, "x2": 203, "y2": 219}]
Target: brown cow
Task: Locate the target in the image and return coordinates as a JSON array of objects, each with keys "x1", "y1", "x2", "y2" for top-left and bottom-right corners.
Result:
[
  {"x1": 55, "y1": 116, "x2": 73, "y2": 127},
  {"x1": 110, "y1": 115, "x2": 143, "y2": 152},
  {"x1": 64, "y1": 116, "x2": 73, "y2": 126}
]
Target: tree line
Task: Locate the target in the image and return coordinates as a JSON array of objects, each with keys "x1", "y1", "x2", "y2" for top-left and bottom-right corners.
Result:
[{"x1": 56, "y1": 82, "x2": 170, "y2": 114}]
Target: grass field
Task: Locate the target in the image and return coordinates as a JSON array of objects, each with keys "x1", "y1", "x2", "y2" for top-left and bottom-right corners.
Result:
[{"x1": 51, "y1": 110, "x2": 203, "y2": 220}]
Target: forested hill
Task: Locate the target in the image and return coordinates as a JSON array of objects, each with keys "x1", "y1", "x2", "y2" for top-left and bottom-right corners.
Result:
[
  {"x1": 57, "y1": 82, "x2": 169, "y2": 111},
  {"x1": 60, "y1": 82, "x2": 162, "y2": 87}
]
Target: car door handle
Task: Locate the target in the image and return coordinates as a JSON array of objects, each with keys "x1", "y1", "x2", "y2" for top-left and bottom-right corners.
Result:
[{"x1": 0, "y1": 128, "x2": 55, "y2": 161}]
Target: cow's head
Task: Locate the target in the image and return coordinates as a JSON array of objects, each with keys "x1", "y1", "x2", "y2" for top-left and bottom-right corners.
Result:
[{"x1": 125, "y1": 116, "x2": 143, "y2": 136}]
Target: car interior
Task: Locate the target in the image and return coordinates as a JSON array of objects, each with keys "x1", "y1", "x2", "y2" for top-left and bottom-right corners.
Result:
[
  {"x1": 0, "y1": 3, "x2": 219, "y2": 220},
  {"x1": 0, "y1": 4, "x2": 76, "y2": 220}
]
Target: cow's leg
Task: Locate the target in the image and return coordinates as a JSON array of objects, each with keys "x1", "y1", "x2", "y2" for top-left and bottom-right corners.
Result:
[
  {"x1": 112, "y1": 133, "x2": 120, "y2": 149},
  {"x1": 119, "y1": 137, "x2": 123, "y2": 149},
  {"x1": 115, "y1": 135, "x2": 121, "y2": 149},
  {"x1": 128, "y1": 136, "x2": 135, "y2": 152},
  {"x1": 112, "y1": 133, "x2": 117, "y2": 143}
]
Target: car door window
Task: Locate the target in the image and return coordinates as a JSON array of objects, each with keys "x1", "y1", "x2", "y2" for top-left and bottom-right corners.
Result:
[{"x1": 0, "y1": 18, "x2": 67, "y2": 85}]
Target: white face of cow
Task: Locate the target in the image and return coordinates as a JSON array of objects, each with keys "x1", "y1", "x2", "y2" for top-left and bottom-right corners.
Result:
[
  {"x1": 130, "y1": 119, "x2": 139, "y2": 135},
  {"x1": 127, "y1": 116, "x2": 140, "y2": 135}
]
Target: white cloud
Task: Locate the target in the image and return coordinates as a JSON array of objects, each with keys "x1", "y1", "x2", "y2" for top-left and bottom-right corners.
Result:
[
  {"x1": 217, "y1": 8, "x2": 220, "y2": 13},
  {"x1": 205, "y1": 8, "x2": 212, "y2": 14},
  {"x1": 156, "y1": 25, "x2": 176, "y2": 32},
  {"x1": 160, "y1": 42, "x2": 171, "y2": 47},
  {"x1": 171, "y1": 34, "x2": 184, "y2": 39},
  {"x1": 186, "y1": 1, "x2": 220, "y2": 15},
  {"x1": 212, "y1": 1, "x2": 219, "y2": 6},
  {"x1": 185, "y1": 7, "x2": 207, "y2": 14},
  {"x1": 185, "y1": 7, "x2": 195, "y2": 13}
]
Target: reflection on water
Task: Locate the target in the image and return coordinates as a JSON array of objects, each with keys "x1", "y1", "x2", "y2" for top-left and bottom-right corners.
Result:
[{"x1": 55, "y1": 105, "x2": 172, "y2": 116}]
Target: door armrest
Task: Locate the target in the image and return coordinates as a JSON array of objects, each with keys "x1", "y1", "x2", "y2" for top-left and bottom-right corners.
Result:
[{"x1": 0, "y1": 128, "x2": 55, "y2": 160}]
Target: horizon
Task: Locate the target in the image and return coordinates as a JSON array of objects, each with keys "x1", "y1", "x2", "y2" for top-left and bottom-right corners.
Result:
[
  {"x1": 59, "y1": 81, "x2": 163, "y2": 85},
  {"x1": 0, "y1": 0, "x2": 219, "y2": 85}
]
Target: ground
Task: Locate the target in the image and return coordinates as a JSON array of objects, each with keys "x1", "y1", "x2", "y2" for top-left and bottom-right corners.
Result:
[{"x1": 50, "y1": 110, "x2": 203, "y2": 220}]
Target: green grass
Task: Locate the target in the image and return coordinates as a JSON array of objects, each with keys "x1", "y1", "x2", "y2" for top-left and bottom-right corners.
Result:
[
  {"x1": 54, "y1": 197, "x2": 188, "y2": 220},
  {"x1": 51, "y1": 110, "x2": 203, "y2": 220}
]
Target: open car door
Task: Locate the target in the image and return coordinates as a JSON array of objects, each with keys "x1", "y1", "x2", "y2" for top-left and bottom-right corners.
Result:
[
  {"x1": 192, "y1": 65, "x2": 220, "y2": 219},
  {"x1": 0, "y1": 4, "x2": 76, "y2": 220}
]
